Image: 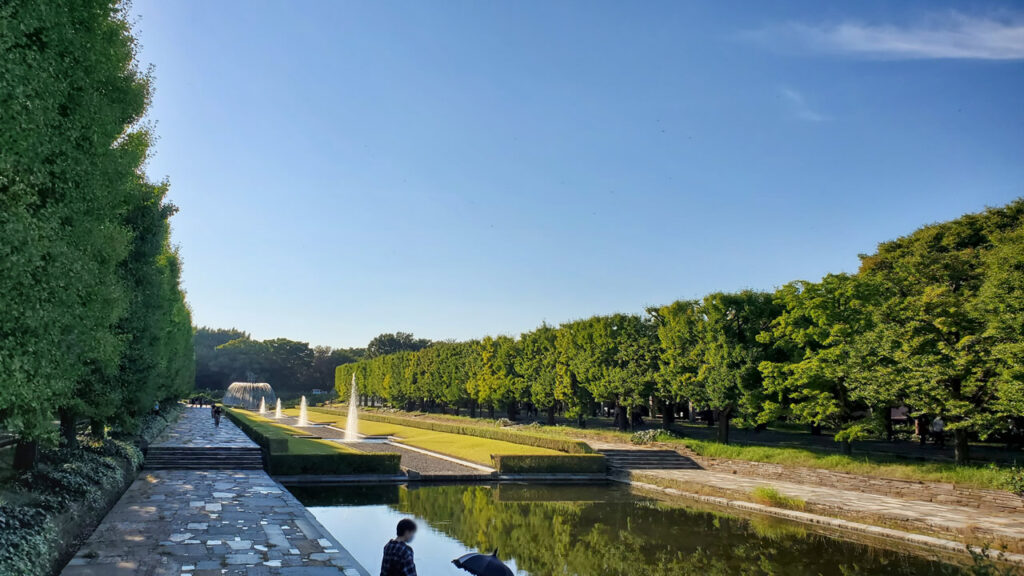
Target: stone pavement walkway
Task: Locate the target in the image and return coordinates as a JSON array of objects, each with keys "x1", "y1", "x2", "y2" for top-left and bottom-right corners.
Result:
[
  {"x1": 155, "y1": 407, "x2": 258, "y2": 448},
  {"x1": 634, "y1": 466, "x2": 1024, "y2": 549},
  {"x1": 62, "y1": 408, "x2": 369, "y2": 576}
]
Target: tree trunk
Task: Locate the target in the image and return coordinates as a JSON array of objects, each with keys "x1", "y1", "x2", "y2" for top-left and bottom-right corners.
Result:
[
  {"x1": 954, "y1": 429, "x2": 970, "y2": 464},
  {"x1": 614, "y1": 404, "x2": 628, "y2": 431},
  {"x1": 688, "y1": 401, "x2": 696, "y2": 424},
  {"x1": 546, "y1": 405, "x2": 556, "y2": 426},
  {"x1": 59, "y1": 409, "x2": 77, "y2": 451},
  {"x1": 470, "y1": 402, "x2": 477, "y2": 418},
  {"x1": 883, "y1": 407, "x2": 893, "y2": 442},
  {"x1": 662, "y1": 402, "x2": 675, "y2": 430},
  {"x1": 91, "y1": 419, "x2": 105, "y2": 438},
  {"x1": 715, "y1": 409, "x2": 730, "y2": 444},
  {"x1": 810, "y1": 423, "x2": 822, "y2": 436},
  {"x1": 488, "y1": 404, "x2": 495, "y2": 419},
  {"x1": 13, "y1": 439, "x2": 38, "y2": 470},
  {"x1": 507, "y1": 403, "x2": 518, "y2": 421}
]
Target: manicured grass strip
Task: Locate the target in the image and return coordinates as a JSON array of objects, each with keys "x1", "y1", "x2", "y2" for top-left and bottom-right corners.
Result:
[
  {"x1": 347, "y1": 409, "x2": 1017, "y2": 491},
  {"x1": 227, "y1": 409, "x2": 358, "y2": 454},
  {"x1": 313, "y1": 407, "x2": 594, "y2": 454},
  {"x1": 681, "y1": 439, "x2": 1013, "y2": 491},
  {"x1": 287, "y1": 408, "x2": 563, "y2": 466}
]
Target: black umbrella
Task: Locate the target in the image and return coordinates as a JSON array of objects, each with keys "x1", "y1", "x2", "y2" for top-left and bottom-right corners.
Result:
[{"x1": 452, "y1": 550, "x2": 514, "y2": 576}]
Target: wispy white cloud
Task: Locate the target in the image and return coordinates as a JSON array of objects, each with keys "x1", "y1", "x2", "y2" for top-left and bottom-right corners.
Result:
[
  {"x1": 751, "y1": 12, "x2": 1024, "y2": 60},
  {"x1": 779, "y1": 87, "x2": 827, "y2": 122}
]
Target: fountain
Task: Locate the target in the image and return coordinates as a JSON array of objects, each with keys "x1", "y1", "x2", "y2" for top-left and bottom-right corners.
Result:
[
  {"x1": 275, "y1": 398, "x2": 282, "y2": 419},
  {"x1": 222, "y1": 382, "x2": 276, "y2": 410},
  {"x1": 297, "y1": 395, "x2": 309, "y2": 427},
  {"x1": 258, "y1": 397, "x2": 266, "y2": 415},
  {"x1": 345, "y1": 374, "x2": 359, "y2": 442}
]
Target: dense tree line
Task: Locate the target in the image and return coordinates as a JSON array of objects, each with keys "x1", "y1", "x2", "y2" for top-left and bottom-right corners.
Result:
[
  {"x1": 193, "y1": 327, "x2": 364, "y2": 396},
  {"x1": 0, "y1": 0, "x2": 194, "y2": 468},
  {"x1": 338, "y1": 202, "x2": 1024, "y2": 463}
]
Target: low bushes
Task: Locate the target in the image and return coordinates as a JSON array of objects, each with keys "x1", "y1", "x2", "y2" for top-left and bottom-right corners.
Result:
[
  {"x1": 226, "y1": 409, "x2": 400, "y2": 475},
  {"x1": 0, "y1": 437, "x2": 149, "y2": 576},
  {"x1": 316, "y1": 408, "x2": 594, "y2": 454},
  {"x1": 491, "y1": 454, "x2": 606, "y2": 475}
]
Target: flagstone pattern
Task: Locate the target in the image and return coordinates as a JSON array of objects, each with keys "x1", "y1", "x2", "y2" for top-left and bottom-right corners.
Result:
[{"x1": 62, "y1": 408, "x2": 369, "y2": 576}]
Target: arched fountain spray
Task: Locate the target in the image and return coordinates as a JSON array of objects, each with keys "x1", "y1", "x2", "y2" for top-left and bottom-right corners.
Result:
[
  {"x1": 258, "y1": 397, "x2": 266, "y2": 415},
  {"x1": 297, "y1": 395, "x2": 309, "y2": 427},
  {"x1": 345, "y1": 374, "x2": 359, "y2": 442},
  {"x1": 275, "y1": 398, "x2": 282, "y2": 419}
]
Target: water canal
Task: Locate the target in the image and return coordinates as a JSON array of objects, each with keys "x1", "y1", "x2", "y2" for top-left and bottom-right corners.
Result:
[{"x1": 290, "y1": 482, "x2": 971, "y2": 576}]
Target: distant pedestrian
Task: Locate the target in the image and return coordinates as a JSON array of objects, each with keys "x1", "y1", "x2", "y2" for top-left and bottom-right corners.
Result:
[
  {"x1": 153, "y1": 400, "x2": 160, "y2": 415},
  {"x1": 931, "y1": 415, "x2": 945, "y2": 448},
  {"x1": 213, "y1": 405, "x2": 223, "y2": 427},
  {"x1": 380, "y1": 519, "x2": 418, "y2": 576}
]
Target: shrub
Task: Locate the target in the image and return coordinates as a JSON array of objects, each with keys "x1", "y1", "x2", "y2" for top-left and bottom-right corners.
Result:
[
  {"x1": 750, "y1": 486, "x2": 807, "y2": 511},
  {"x1": 630, "y1": 429, "x2": 682, "y2": 445},
  {"x1": 315, "y1": 408, "x2": 594, "y2": 454},
  {"x1": 1006, "y1": 465, "x2": 1024, "y2": 496},
  {"x1": 491, "y1": 454, "x2": 606, "y2": 474}
]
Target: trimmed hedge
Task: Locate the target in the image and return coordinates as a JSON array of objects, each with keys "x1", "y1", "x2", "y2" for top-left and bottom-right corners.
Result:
[
  {"x1": 491, "y1": 454, "x2": 607, "y2": 474},
  {"x1": 269, "y1": 453, "x2": 400, "y2": 476},
  {"x1": 225, "y1": 409, "x2": 291, "y2": 453},
  {"x1": 225, "y1": 409, "x2": 400, "y2": 475},
  {"x1": 314, "y1": 408, "x2": 594, "y2": 454}
]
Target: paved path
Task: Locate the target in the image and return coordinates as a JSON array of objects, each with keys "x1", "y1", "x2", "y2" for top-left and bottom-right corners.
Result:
[
  {"x1": 635, "y1": 468, "x2": 1024, "y2": 546},
  {"x1": 155, "y1": 407, "x2": 257, "y2": 448},
  {"x1": 62, "y1": 408, "x2": 369, "y2": 576}
]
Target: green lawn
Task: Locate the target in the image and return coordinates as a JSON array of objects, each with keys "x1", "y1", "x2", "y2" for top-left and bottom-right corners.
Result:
[
  {"x1": 230, "y1": 410, "x2": 360, "y2": 455},
  {"x1": 679, "y1": 438, "x2": 1012, "y2": 490},
  {"x1": 334, "y1": 407, "x2": 1017, "y2": 491},
  {"x1": 286, "y1": 408, "x2": 562, "y2": 465}
]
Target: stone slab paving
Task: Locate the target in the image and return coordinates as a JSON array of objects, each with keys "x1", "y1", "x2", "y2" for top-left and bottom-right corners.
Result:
[
  {"x1": 154, "y1": 407, "x2": 258, "y2": 448},
  {"x1": 639, "y1": 467, "x2": 1024, "y2": 545},
  {"x1": 62, "y1": 407, "x2": 369, "y2": 576}
]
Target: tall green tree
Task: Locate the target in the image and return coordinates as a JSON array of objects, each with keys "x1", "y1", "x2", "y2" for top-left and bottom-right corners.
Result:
[
  {"x1": 517, "y1": 325, "x2": 559, "y2": 424},
  {"x1": 691, "y1": 291, "x2": 780, "y2": 443},
  {"x1": 973, "y1": 227, "x2": 1024, "y2": 436},
  {"x1": 854, "y1": 201, "x2": 1024, "y2": 462},
  {"x1": 1, "y1": 0, "x2": 193, "y2": 465},
  {"x1": 757, "y1": 275, "x2": 876, "y2": 442}
]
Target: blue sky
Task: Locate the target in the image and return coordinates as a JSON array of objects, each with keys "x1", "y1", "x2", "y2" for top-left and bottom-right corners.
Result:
[{"x1": 131, "y1": 1, "x2": 1024, "y2": 348}]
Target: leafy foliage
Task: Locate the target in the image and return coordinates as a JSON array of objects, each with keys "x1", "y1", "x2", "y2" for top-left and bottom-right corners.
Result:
[
  {"x1": 0, "y1": 0, "x2": 193, "y2": 459},
  {"x1": 336, "y1": 201, "x2": 1024, "y2": 463}
]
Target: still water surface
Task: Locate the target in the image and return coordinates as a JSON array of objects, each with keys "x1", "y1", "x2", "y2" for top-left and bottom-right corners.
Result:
[{"x1": 290, "y1": 483, "x2": 967, "y2": 576}]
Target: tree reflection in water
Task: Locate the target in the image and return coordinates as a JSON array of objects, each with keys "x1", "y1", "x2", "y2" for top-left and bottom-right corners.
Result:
[{"x1": 292, "y1": 483, "x2": 967, "y2": 576}]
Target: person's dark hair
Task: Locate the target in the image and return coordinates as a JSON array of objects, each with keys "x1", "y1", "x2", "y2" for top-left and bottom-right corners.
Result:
[{"x1": 396, "y1": 519, "x2": 417, "y2": 537}]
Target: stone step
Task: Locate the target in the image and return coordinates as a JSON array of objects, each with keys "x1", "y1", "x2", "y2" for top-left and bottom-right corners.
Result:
[
  {"x1": 144, "y1": 445, "x2": 264, "y2": 470},
  {"x1": 145, "y1": 462, "x2": 263, "y2": 470},
  {"x1": 599, "y1": 448, "x2": 699, "y2": 471}
]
